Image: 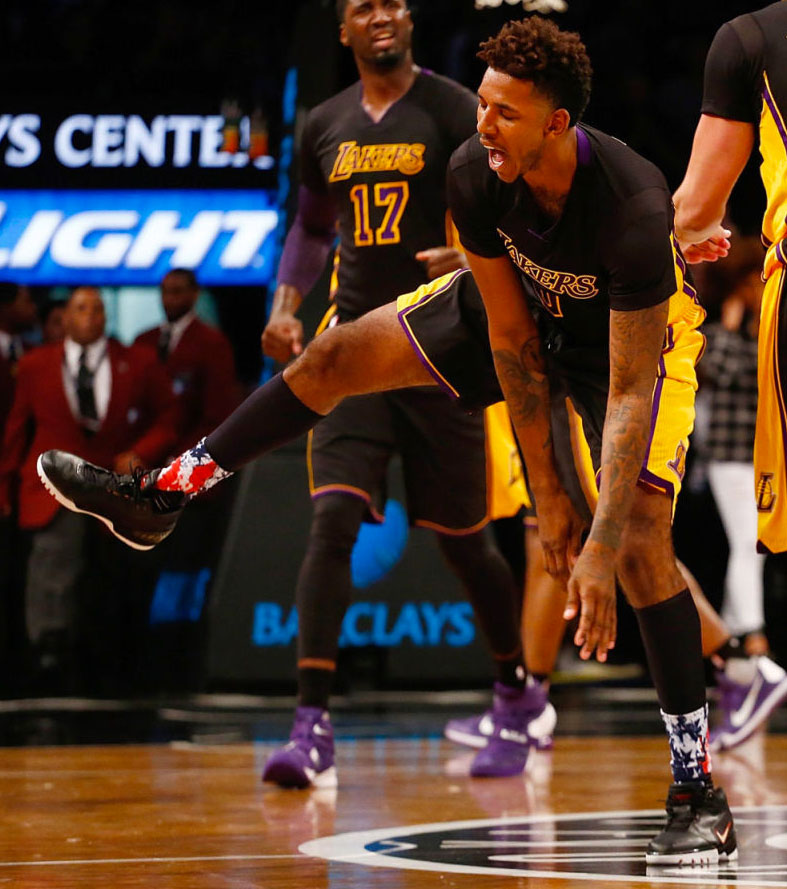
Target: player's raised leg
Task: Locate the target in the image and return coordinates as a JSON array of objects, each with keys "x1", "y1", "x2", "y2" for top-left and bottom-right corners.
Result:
[{"x1": 37, "y1": 301, "x2": 436, "y2": 550}]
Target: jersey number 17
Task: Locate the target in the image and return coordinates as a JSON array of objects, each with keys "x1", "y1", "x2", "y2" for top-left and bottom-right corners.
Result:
[{"x1": 349, "y1": 181, "x2": 410, "y2": 247}]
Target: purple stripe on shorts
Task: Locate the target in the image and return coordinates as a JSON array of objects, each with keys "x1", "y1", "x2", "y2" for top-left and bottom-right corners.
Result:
[
  {"x1": 640, "y1": 353, "x2": 667, "y2": 480},
  {"x1": 639, "y1": 467, "x2": 675, "y2": 500},
  {"x1": 397, "y1": 269, "x2": 468, "y2": 398},
  {"x1": 776, "y1": 239, "x2": 787, "y2": 266},
  {"x1": 399, "y1": 321, "x2": 458, "y2": 399},
  {"x1": 674, "y1": 247, "x2": 686, "y2": 277},
  {"x1": 763, "y1": 79, "x2": 787, "y2": 154},
  {"x1": 771, "y1": 270, "x2": 787, "y2": 479}
]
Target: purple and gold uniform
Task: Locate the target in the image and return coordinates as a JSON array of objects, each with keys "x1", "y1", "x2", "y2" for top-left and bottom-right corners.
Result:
[
  {"x1": 302, "y1": 71, "x2": 522, "y2": 530},
  {"x1": 701, "y1": 2, "x2": 787, "y2": 552},
  {"x1": 397, "y1": 126, "x2": 705, "y2": 511}
]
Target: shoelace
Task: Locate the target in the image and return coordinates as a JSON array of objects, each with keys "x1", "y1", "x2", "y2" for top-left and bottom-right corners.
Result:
[{"x1": 106, "y1": 466, "x2": 148, "y2": 502}]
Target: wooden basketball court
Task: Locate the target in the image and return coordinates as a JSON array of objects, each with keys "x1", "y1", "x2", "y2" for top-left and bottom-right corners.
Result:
[{"x1": 1, "y1": 728, "x2": 785, "y2": 887}]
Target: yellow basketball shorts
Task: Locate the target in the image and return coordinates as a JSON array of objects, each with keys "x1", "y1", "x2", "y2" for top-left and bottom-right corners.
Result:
[
  {"x1": 397, "y1": 269, "x2": 703, "y2": 516},
  {"x1": 754, "y1": 263, "x2": 787, "y2": 553}
]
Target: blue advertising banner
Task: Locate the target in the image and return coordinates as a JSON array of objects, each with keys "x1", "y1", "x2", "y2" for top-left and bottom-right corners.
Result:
[{"x1": 0, "y1": 189, "x2": 279, "y2": 285}]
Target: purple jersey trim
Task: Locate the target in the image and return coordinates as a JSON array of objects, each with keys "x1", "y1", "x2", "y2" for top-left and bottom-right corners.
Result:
[{"x1": 576, "y1": 126, "x2": 592, "y2": 166}]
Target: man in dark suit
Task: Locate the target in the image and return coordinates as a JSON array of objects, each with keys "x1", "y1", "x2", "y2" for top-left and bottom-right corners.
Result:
[
  {"x1": 135, "y1": 269, "x2": 239, "y2": 458},
  {"x1": 0, "y1": 286, "x2": 178, "y2": 690}
]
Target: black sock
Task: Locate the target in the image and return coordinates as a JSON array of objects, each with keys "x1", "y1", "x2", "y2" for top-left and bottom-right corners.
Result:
[
  {"x1": 298, "y1": 667, "x2": 336, "y2": 709},
  {"x1": 496, "y1": 656, "x2": 525, "y2": 689},
  {"x1": 205, "y1": 373, "x2": 322, "y2": 471},
  {"x1": 634, "y1": 588, "x2": 706, "y2": 715},
  {"x1": 437, "y1": 531, "x2": 525, "y2": 689},
  {"x1": 714, "y1": 637, "x2": 745, "y2": 663},
  {"x1": 296, "y1": 495, "x2": 367, "y2": 707}
]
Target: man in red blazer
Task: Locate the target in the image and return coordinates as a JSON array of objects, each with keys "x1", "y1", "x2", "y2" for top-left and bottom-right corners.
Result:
[
  {"x1": 135, "y1": 269, "x2": 240, "y2": 458},
  {"x1": 0, "y1": 286, "x2": 178, "y2": 689}
]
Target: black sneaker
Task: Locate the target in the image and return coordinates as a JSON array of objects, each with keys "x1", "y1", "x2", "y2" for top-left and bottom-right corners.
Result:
[
  {"x1": 37, "y1": 450, "x2": 186, "y2": 551},
  {"x1": 646, "y1": 781, "x2": 737, "y2": 866}
]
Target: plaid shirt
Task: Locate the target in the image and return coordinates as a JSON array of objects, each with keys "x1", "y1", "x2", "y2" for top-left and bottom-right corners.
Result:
[{"x1": 700, "y1": 321, "x2": 758, "y2": 463}]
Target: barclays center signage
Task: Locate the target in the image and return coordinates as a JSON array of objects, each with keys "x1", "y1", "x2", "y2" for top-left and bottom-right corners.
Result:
[{"x1": 0, "y1": 112, "x2": 282, "y2": 285}]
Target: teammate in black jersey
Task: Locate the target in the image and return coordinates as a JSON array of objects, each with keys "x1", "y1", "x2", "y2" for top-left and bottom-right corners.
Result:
[
  {"x1": 261, "y1": 0, "x2": 542, "y2": 787},
  {"x1": 38, "y1": 15, "x2": 736, "y2": 863}
]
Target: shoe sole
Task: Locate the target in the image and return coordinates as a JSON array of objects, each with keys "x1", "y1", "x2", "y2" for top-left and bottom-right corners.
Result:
[
  {"x1": 645, "y1": 847, "x2": 738, "y2": 866},
  {"x1": 36, "y1": 454, "x2": 154, "y2": 552},
  {"x1": 444, "y1": 726, "x2": 554, "y2": 752},
  {"x1": 262, "y1": 762, "x2": 337, "y2": 790},
  {"x1": 712, "y1": 676, "x2": 787, "y2": 751}
]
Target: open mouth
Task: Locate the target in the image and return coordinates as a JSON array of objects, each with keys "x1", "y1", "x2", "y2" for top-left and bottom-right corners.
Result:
[{"x1": 481, "y1": 144, "x2": 506, "y2": 171}]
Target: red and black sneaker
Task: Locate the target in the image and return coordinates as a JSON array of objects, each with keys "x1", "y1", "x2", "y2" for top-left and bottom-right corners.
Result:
[
  {"x1": 37, "y1": 450, "x2": 185, "y2": 551},
  {"x1": 646, "y1": 781, "x2": 737, "y2": 866}
]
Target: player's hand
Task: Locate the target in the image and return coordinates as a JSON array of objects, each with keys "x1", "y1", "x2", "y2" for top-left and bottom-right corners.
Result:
[
  {"x1": 114, "y1": 451, "x2": 144, "y2": 474},
  {"x1": 563, "y1": 539, "x2": 617, "y2": 662},
  {"x1": 535, "y1": 488, "x2": 587, "y2": 583},
  {"x1": 676, "y1": 224, "x2": 731, "y2": 264},
  {"x1": 415, "y1": 247, "x2": 468, "y2": 279},
  {"x1": 261, "y1": 312, "x2": 304, "y2": 363}
]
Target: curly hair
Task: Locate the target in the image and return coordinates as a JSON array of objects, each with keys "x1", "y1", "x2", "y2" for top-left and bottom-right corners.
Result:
[{"x1": 477, "y1": 17, "x2": 592, "y2": 124}]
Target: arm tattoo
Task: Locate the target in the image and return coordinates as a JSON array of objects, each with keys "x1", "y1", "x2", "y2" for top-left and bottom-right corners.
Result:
[
  {"x1": 591, "y1": 302, "x2": 668, "y2": 549},
  {"x1": 493, "y1": 336, "x2": 552, "y2": 456}
]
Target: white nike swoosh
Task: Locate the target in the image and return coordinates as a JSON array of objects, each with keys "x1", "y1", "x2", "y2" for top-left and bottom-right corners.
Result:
[
  {"x1": 478, "y1": 715, "x2": 495, "y2": 736},
  {"x1": 499, "y1": 727, "x2": 530, "y2": 745},
  {"x1": 730, "y1": 673, "x2": 764, "y2": 728}
]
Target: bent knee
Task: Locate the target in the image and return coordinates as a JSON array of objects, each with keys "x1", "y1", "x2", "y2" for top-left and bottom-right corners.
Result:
[{"x1": 298, "y1": 330, "x2": 348, "y2": 384}]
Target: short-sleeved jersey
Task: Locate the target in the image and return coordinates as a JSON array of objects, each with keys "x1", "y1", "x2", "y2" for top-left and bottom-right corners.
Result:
[
  {"x1": 701, "y1": 2, "x2": 787, "y2": 264},
  {"x1": 447, "y1": 126, "x2": 700, "y2": 374},
  {"x1": 300, "y1": 71, "x2": 477, "y2": 319}
]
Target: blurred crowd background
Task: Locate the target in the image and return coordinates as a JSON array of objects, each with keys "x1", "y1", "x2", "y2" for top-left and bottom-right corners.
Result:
[{"x1": 0, "y1": 0, "x2": 779, "y2": 699}]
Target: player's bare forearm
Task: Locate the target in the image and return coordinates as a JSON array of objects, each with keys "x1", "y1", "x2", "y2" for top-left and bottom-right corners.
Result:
[
  {"x1": 590, "y1": 301, "x2": 669, "y2": 551},
  {"x1": 673, "y1": 115, "x2": 754, "y2": 250},
  {"x1": 269, "y1": 283, "x2": 303, "y2": 316}
]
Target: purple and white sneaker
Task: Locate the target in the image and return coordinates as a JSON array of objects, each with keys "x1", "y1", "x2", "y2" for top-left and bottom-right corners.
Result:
[
  {"x1": 444, "y1": 679, "x2": 556, "y2": 753},
  {"x1": 262, "y1": 707, "x2": 337, "y2": 789},
  {"x1": 711, "y1": 655, "x2": 787, "y2": 752}
]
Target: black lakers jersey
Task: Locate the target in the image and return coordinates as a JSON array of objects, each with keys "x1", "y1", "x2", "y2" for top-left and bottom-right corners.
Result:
[
  {"x1": 300, "y1": 71, "x2": 477, "y2": 318},
  {"x1": 447, "y1": 126, "x2": 683, "y2": 373},
  {"x1": 701, "y1": 2, "x2": 787, "y2": 256}
]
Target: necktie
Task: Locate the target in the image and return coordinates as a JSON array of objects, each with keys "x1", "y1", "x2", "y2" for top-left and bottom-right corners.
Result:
[
  {"x1": 7, "y1": 338, "x2": 21, "y2": 367},
  {"x1": 77, "y1": 347, "x2": 98, "y2": 428},
  {"x1": 158, "y1": 326, "x2": 171, "y2": 363}
]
